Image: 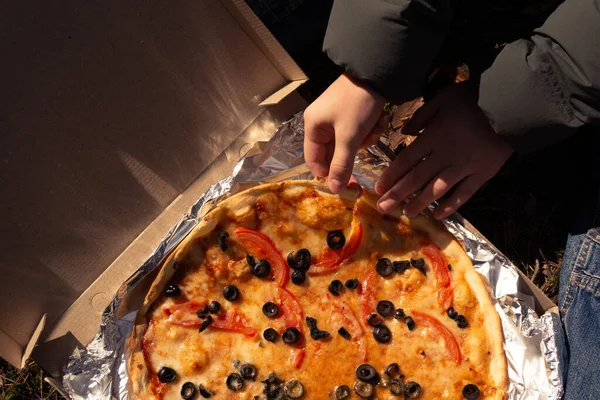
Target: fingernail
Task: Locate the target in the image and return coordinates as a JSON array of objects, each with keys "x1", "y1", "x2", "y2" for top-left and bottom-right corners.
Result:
[
  {"x1": 377, "y1": 199, "x2": 395, "y2": 213},
  {"x1": 374, "y1": 182, "x2": 385, "y2": 195},
  {"x1": 403, "y1": 208, "x2": 415, "y2": 218}
]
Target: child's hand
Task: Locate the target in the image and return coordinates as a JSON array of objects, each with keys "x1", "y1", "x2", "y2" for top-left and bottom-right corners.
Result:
[
  {"x1": 375, "y1": 83, "x2": 514, "y2": 219},
  {"x1": 304, "y1": 73, "x2": 387, "y2": 193}
]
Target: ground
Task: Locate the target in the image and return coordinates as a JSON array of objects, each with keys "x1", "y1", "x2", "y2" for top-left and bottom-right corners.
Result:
[{"x1": 0, "y1": 359, "x2": 62, "y2": 400}]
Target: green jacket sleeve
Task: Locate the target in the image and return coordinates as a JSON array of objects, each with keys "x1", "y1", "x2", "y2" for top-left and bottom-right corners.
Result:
[
  {"x1": 478, "y1": 0, "x2": 600, "y2": 152},
  {"x1": 323, "y1": 0, "x2": 453, "y2": 104}
]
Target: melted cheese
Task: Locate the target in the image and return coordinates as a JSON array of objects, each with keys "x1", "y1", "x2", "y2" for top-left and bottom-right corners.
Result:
[{"x1": 142, "y1": 187, "x2": 499, "y2": 399}]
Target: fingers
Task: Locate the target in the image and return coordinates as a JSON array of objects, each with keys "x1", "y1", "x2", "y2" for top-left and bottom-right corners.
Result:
[
  {"x1": 434, "y1": 174, "x2": 488, "y2": 219},
  {"x1": 402, "y1": 167, "x2": 465, "y2": 218},
  {"x1": 375, "y1": 134, "x2": 432, "y2": 195},
  {"x1": 328, "y1": 130, "x2": 363, "y2": 193},
  {"x1": 304, "y1": 112, "x2": 334, "y2": 177},
  {"x1": 402, "y1": 100, "x2": 438, "y2": 134},
  {"x1": 376, "y1": 152, "x2": 447, "y2": 213},
  {"x1": 304, "y1": 138, "x2": 330, "y2": 178}
]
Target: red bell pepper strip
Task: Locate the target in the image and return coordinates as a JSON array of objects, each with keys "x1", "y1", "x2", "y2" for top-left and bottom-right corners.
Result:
[
  {"x1": 164, "y1": 299, "x2": 256, "y2": 337},
  {"x1": 421, "y1": 242, "x2": 453, "y2": 310},
  {"x1": 309, "y1": 223, "x2": 363, "y2": 275},
  {"x1": 234, "y1": 228, "x2": 289, "y2": 287},
  {"x1": 278, "y1": 287, "x2": 304, "y2": 330},
  {"x1": 412, "y1": 311, "x2": 461, "y2": 364},
  {"x1": 211, "y1": 310, "x2": 256, "y2": 337},
  {"x1": 332, "y1": 301, "x2": 368, "y2": 362},
  {"x1": 287, "y1": 348, "x2": 306, "y2": 369},
  {"x1": 359, "y1": 268, "x2": 378, "y2": 324}
]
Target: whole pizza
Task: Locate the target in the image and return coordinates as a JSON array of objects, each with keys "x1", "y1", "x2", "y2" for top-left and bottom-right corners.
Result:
[{"x1": 128, "y1": 179, "x2": 507, "y2": 399}]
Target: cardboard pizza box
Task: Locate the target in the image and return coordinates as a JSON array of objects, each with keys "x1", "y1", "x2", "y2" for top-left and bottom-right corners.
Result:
[{"x1": 0, "y1": 0, "x2": 307, "y2": 386}]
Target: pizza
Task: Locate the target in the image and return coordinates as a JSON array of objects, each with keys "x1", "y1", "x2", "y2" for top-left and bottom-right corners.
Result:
[{"x1": 127, "y1": 179, "x2": 507, "y2": 399}]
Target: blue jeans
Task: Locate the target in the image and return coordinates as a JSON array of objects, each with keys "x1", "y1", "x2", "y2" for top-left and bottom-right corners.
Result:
[{"x1": 559, "y1": 229, "x2": 600, "y2": 399}]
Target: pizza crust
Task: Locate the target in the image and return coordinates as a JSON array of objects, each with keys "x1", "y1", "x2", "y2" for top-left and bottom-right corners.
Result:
[{"x1": 127, "y1": 178, "x2": 507, "y2": 399}]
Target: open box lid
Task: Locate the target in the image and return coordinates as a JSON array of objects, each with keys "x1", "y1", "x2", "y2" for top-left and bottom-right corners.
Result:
[{"x1": 0, "y1": 0, "x2": 307, "y2": 375}]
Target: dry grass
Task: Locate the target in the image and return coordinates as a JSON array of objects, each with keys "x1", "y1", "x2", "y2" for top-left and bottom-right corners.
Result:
[{"x1": 0, "y1": 358, "x2": 64, "y2": 400}]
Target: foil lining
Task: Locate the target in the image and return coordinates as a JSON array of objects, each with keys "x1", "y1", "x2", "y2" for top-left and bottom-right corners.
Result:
[{"x1": 63, "y1": 113, "x2": 566, "y2": 399}]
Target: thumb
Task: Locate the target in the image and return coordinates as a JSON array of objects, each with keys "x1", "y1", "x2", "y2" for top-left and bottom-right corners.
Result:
[
  {"x1": 402, "y1": 100, "x2": 438, "y2": 134},
  {"x1": 328, "y1": 129, "x2": 365, "y2": 193}
]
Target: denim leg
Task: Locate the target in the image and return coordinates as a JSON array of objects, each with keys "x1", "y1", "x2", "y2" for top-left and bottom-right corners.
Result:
[{"x1": 558, "y1": 228, "x2": 600, "y2": 400}]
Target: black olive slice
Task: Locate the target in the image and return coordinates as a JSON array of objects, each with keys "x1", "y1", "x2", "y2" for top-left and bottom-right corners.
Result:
[
  {"x1": 367, "y1": 313, "x2": 382, "y2": 327},
  {"x1": 157, "y1": 366, "x2": 177, "y2": 383},
  {"x1": 180, "y1": 382, "x2": 196, "y2": 399},
  {"x1": 198, "y1": 384, "x2": 212, "y2": 398},
  {"x1": 456, "y1": 315, "x2": 468, "y2": 328},
  {"x1": 287, "y1": 249, "x2": 311, "y2": 271},
  {"x1": 447, "y1": 307, "x2": 458, "y2": 320},
  {"x1": 199, "y1": 315, "x2": 213, "y2": 333},
  {"x1": 253, "y1": 260, "x2": 271, "y2": 278},
  {"x1": 262, "y1": 372, "x2": 284, "y2": 385},
  {"x1": 208, "y1": 301, "x2": 221, "y2": 314},
  {"x1": 394, "y1": 308, "x2": 406, "y2": 319},
  {"x1": 310, "y1": 330, "x2": 331, "y2": 341},
  {"x1": 376, "y1": 258, "x2": 394, "y2": 277},
  {"x1": 263, "y1": 328, "x2": 278, "y2": 343},
  {"x1": 345, "y1": 278, "x2": 359, "y2": 289},
  {"x1": 373, "y1": 325, "x2": 392, "y2": 343},
  {"x1": 196, "y1": 305, "x2": 209, "y2": 319},
  {"x1": 354, "y1": 381, "x2": 374, "y2": 398},
  {"x1": 462, "y1": 383, "x2": 481, "y2": 399},
  {"x1": 262, "y1": 372, "x2": 284, "y2": 398},
  {"x1": 164, "y1": 284, "x2": 181, "y2": 298},
  {"x1": 393, "y1": 260, "x2": 411, "y2": 273},
  {"x1": 411, "y1": 258, "x2": 427, "y2": 276},
  {"x1": 223, "y1": 285, "x2": 240, "y2": 301},
  {"x1": 240, "y1": 363, "x2": 257, "y2": 381},
  {"x1": 246, "y1": 254, "x2": 257, "y2": 267},
  {"x1": 405, "y1": 316, "x2": 416, "y2": 330},
  {"x1": 338, "y1": 327, "x2": 351, "y2": 339},
  {"x1": 377, "y1": 300, "x2": 395, "y2": 317},
  {"x1": 385, "y1": 363, "x2": 400, "y2": 377},
  {"x1": 306, "y1": 316, "x2": 330, "y2": 340},
  {"x1": 356, "y1": 364, "x2": 378, "y2": 383},
  {"x1": 284, "y1": 379, "x2": 305, "y2": 399},
  {"x1": 262, "y1": 302, "x2": 280, "y2": 318},
  {"x1": 226, "y1": 373, "x2": 244, "y2": 391},
  {"x1": 335, "y1": 384, "x2": 351, "y2": 400},
  {"x1": 327, "y1": 230, "x2": 346, "y2": 249},
  {"x1": 282, "y1": 327, "x2": 301, "y2": 344},
  {"x1": 328, "y1": 280, "x2": 344, "y2": 296},
  {"x1": 390, "y1": 380, "x2": 404, "y2": 396},
  {"x1": 291, "y1": 269, "x2": 306, "y2": 285},
  {"x1": 217, "y1": 231, "x2": 229, "y2": 251},
  {"x1": 405, "y1": 381, "x2": 422, "y2": 399}
]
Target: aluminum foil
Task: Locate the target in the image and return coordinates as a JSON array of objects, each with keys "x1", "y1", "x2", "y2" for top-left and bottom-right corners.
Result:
[{"x1": 63, "y1": 112, "x2": 566, "y2": 399}]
